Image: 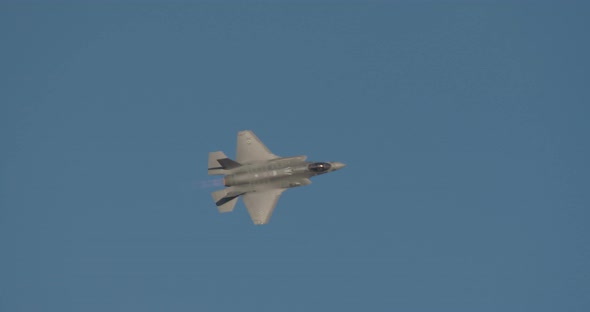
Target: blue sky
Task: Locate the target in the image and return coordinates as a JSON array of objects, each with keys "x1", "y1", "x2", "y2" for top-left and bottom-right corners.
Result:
[{"x1": 1, "y1": 2, "x2": 589, "y2": 311}]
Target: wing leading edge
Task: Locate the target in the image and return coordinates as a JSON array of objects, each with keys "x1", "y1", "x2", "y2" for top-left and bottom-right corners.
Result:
[{"x1": 242, "y1": 189, "x2": 286, "y2": 225}]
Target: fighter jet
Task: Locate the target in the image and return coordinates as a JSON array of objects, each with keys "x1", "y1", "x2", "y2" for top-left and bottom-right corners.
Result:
[{"x1": 208, "y1": 130, "x2": 346, "y2": 225}]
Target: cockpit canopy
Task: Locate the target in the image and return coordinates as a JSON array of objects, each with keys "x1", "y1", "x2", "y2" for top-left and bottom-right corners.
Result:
[{"x1": 308, "y1": 162, "x2": 331, "y2": 173}]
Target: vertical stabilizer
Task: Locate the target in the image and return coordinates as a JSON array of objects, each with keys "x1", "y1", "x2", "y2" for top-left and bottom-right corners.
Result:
[
  {"x1": 211, "y1": 189, "x2": 239, "y2": 213},
  {"x1": 208, "y1": 151, "x2": 241, "y2": 175}
]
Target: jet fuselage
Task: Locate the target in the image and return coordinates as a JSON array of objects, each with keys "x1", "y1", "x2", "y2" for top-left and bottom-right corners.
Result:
[{"x1": 224, "y1": 156, "x2": 344, "y2": 191}]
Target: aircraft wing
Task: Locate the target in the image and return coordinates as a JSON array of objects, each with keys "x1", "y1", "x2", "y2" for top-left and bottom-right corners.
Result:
[
  {"x1": 242, "y1": 189, "x2": 286, "y2": 225},
  {"x1": 236, "y1": 130, "x2": 278, "y2": 164}
]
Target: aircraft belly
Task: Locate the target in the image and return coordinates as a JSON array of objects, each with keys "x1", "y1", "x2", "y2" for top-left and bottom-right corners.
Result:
[
  {"x1": 259, "y1": 175, "x2": 311, "y2": 189},
  {"x1": 225, "y1": 165, "x2": 309, "y2": 187}
]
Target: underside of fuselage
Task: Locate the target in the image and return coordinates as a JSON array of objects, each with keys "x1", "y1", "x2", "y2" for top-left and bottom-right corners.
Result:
[{"x1": 224, "y1": 159, "x2": 311, "y2": 188}]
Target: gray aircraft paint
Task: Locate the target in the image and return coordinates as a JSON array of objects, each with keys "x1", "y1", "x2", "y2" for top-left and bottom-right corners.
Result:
[{"x1": 209, "y1": 130, "x2": 345, "y2": 225}]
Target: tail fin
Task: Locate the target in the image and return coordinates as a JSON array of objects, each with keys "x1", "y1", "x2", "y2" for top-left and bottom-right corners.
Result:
[
  {"x1": 208, "y1": 151, "x2": 241, "y2": 175},
  {"x1": 211, "y1": 189, "x2": 239, "y2": 213}
]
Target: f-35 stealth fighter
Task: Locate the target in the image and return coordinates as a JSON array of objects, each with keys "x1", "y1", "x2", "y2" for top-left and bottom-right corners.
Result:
[{"x1": 208, "y1": 130, "x2": 346, "y2": 225}]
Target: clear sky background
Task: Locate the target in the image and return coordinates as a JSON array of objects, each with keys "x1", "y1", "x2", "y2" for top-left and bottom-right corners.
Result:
[{"x1": 1, "y1": 1, "x2": 589, "y2": 311}]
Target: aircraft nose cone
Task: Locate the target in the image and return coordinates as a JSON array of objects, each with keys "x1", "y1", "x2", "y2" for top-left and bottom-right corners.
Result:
[{"x1": 332, "y1": 162, "x2": 346, "y2": 170}]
